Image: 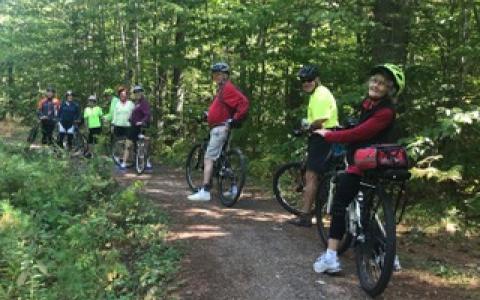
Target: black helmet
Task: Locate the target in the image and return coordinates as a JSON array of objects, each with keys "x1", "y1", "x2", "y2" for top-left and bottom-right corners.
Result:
[
  {"x1": 133, "y1": 85, "x2": 144, "y2": 93},
  {"x1": 297, "y1": 65, "x2": 319, "y2": 81},
  {"x1": 211, "y1": 62, "x2": 230, "y2": 74},
  {"x1": 46, "y1": 86, "x2": 56, "y2": 93}
]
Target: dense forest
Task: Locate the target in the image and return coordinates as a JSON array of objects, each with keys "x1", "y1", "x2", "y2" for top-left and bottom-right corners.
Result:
[{"x1": 0, "y1": 0, "x2": 479, "y2": 230}]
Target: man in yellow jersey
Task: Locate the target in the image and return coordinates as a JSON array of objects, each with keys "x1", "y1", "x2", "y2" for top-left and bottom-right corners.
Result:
[{"x1": 289, "y1": 65, "x2": 338, "y2": 227}]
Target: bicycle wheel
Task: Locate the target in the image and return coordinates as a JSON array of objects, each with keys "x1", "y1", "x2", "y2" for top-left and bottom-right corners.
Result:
[
  {"x1": 355, "y1": 186, "x2": 396, "y2": 297},
  {"x1": 112, "y1": 137, "x2": 134, "y2": 167},
  {"x1": 135, "y1": 140, "x2": 146, "y2": 174},
  {"x1": 272, "y1": 162, "x2": 307, "y2": 215},
  {"x1": 27, "y1": 123, "x2": 39, "y2": 144},
  {"x1": 218, "y1": 148, "x2": 246, "y2": 207},
  {"x1": 185, "y1": 143, "x2": 205, "y2": 191},
  {"x1": 315, "y1": 172, "x2": 352, "y2": 255},
  {"x1": 72, "y1": 132, "x2": 88, "y2": 155}
]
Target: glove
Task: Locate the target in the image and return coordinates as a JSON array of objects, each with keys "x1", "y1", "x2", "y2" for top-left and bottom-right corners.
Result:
[
  {"x1": 300, "y1": 118, "x2": 311, "y2": 131},
  {"x1": 226, "y1": 118, "x2": 240, "y2": 128}
]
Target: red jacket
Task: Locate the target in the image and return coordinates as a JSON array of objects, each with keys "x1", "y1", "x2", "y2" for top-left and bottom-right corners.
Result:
[
  {"x1": 207, "y1": 80, "x2": 249, "y2": 127},
  {"x1": 324, "y1": 98, "x2": 395, "y2": 175}
]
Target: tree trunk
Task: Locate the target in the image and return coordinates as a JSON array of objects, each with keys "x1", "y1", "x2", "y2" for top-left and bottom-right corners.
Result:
[
  {"x1": 370, "y1": 0, "x2": 411, "y2": 65},
  {"x1": 171, "y1": 13, "x2": 185, "y2": 115}
]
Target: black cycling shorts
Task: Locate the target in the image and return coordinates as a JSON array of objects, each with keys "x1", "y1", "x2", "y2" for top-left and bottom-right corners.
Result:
[
  {"x1": 306, "y1": 134, "x2": 331, "y2": 175},
  {"x1": 113, "y1": 126, "x2": 129, "y2": 139}
]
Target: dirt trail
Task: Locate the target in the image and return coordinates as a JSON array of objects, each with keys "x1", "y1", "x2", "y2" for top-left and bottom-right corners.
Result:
[{"x1": 119, "y1": 166, "x2": 477, "y2": 300}]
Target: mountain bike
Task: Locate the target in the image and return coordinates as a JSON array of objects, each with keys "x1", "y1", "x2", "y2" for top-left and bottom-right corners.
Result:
[
  {"x1": 185, "y1": 123, "x2": 246, "y2": 207},
  {"x1": 315, "y1": 168, "x2": 410, "y2": 297},
  {"x1": 272, "y1": 128, "x2": 346, "y2": 216}
]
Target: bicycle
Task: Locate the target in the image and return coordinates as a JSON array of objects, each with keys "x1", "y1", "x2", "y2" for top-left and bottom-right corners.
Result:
[
  {"x1": 272, "y1": 127, "x2": 346, "y2": 216},
  {"x1": 315, "y1": 167, "x2": 410, "y2": 297},
  {"x1": 27, "y1": 120, "x2": 40, "y2": 144},
  {"x1": 70, "y1": 123, "x2": 89, "y2": 155},
  {"x1": 185, "y1": 121, "x2": 247, "y2": 207},
  {"x1": 112, "y1": 128, "x2": 150, "y2": 174}
]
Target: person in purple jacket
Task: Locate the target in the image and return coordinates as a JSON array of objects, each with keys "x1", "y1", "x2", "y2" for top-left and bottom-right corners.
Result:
[{"x1": 127, "y1": 84, "x2": 152, "y2": 169}]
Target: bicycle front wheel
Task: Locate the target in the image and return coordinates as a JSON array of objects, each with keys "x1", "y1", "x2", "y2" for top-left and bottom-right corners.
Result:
[
  {"x1": 73, "y1": 132, "x2": 88, "y2": 155},
  {"x1": 135, "y1": 140, "x2": 146, "y2": 174},
  {"x1": 355, "y1": 186, "x2": 396, "y2": 297},
  {"x1": 185, "y1": 143, "x2": 205, "y2": 191},
  {"x1": 27, "y1": 123, "x2": 39, "y2": 144},
  {"x1": 218, "y1": 148, "x2": 246, "y2": 207},
  {"x1": 272, "y1": 162, "x2": 307, "y2": 215},
  {"x1": 315, "y1": 172, "x2": 352, "y2": 255}
]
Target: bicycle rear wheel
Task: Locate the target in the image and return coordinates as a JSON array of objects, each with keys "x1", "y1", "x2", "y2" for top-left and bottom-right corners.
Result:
[
  {"x1": 355, "y1": 187, "x2": 396, "y2": 297},
  {"x1": 135, "y1": 140, "x2": 146, "y2": 174},
  {"x1": 272, "y1": 162, "x2": 306, "y2": 215},
  {"x1": 218, "y1": 148, "x2": 246, "y2": 207},
  {"x1": 185, "y1": 143, "x2": 205, "y2": 191},
  {"x1": 315, "y1": 172, "x2": 352, "y2": 255}
]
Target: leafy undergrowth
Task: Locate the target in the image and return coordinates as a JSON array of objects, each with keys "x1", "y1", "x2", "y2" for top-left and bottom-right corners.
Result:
[{"x1": 0, "y1": 142, "x2": 179, "y2": 299}]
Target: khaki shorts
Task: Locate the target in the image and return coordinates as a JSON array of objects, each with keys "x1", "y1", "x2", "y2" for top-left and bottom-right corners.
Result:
[{"x1": 205, "y1": 125, "x2": 228, "y2": 160}]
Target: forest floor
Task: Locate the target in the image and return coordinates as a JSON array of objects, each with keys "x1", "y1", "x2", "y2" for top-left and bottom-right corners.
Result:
[{"x1": 2, "y1": 120, "x2": 479, "y2": 299}]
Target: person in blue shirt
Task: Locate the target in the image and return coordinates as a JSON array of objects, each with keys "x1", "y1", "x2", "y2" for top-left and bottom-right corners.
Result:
[{"x1": 57, "y1": 90, "x2": 81, "y2": 149}]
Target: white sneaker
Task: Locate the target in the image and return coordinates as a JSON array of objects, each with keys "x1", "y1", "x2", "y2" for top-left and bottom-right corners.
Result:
[
  {"x1": 223, "y1": 185, "x2": 238, "y2": 198},
  {"x1": 187, "y1": 189, "x2": 211, "y2": 201},
  {"x1": 313, "y1": 252, "x2": 342, "y2": 274},
  {"x1": 394, "y1": 255, "x2": 402, "y2": 272}
]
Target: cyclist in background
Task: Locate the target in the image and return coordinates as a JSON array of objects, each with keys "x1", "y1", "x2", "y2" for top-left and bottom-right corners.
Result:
[
  {"x1": 84, "y1": 95, "x2": 103, "y2": 155},
  {"x1": 187, "y1": 62, "x2": 249, "y2": 201},
  {"x1": 112, "y1": 87, "x2": 135, "y2": 170},
  {"x1": 127, "y1": 84, "x2": 152, "y2": 170},
  {"x1": 103, "y1": 88, "x2": 120, "y2": 123},
  {"x1": 288, "y1": 65, "x2": 338, "y2": 227},
  {"x1": 57, "y1": 90, "x2": 81, "y2": 150},
  {"x1": 37, "y1": 86, "x2": 60, "y2": 145},
  {"x1": 313, "y1": 64, "x2": 405, "y2": 274}
]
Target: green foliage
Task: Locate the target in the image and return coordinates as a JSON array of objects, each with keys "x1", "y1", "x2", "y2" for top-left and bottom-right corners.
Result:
[
  {"x1": 0, "y1": 1, "x2": 479, "y2": 230},
  {"x1": 0, "y1": 143, "x2": 179, "y2": 299}
]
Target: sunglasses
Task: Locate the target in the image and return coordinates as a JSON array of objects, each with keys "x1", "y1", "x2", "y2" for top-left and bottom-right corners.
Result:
[{"x1": 301, "y1": 78, "x2": 315, "y2": 83}]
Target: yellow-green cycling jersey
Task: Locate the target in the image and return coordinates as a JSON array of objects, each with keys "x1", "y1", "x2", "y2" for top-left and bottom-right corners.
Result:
[{"x1": 307, "y1": 85, "x2": 338, "y2": 129}]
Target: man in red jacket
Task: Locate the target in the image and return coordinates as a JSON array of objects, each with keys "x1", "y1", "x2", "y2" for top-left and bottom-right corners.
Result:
[{"x1": 188, "y1": 62, "x2": 249, "y2": 201}]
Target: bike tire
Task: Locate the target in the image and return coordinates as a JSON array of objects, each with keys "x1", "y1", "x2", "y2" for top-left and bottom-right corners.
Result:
[
  {"x1": 73, "y1": 132, "x2": 88, "y2": 155},
  {"x1": 315, "y1": 172, "x2": 352, "y2": 255},
  {"x1": 272, "y1": 161, "x2": 306, "y2": 216},
  {"x1": 135, "y1": 140, "x2": 146, "y2": 174},
  {"x1": 185, "y1": 143, "x2": 205, "y2": 191},
  {"x1": 355, "y1": 186, "x2": 396, "y2": 297},
  {"x1": 218, "y1": 148, "x2": 247, "y2": 207},
  {"x1": 27, "y1": 123, "x2": 39, "y2": 144}
]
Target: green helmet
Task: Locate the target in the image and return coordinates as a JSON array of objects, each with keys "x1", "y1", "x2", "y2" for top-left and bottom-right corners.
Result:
[
  {"x1": 103, "y1": 88, "x2": 114, "y2": 95},
  {"x1": 370, "y1": 63, "x2": 405, "y2": 96}
]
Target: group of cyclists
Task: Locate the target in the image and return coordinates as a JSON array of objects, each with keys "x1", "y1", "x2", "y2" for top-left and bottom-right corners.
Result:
[
  {"x1": 36, "y1": 60, "x2": 406, "y2": 287},
  {"x1": 187, "y1": 61, "x2": 405, "y2": 279},
  {"x1": 36, "y1": 85, "x2": 152, "y2": 170}
]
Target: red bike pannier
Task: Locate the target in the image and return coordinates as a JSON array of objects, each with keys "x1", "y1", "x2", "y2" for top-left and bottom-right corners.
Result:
[{"x1": 354, "y1": 144, "x2": 409, "y2": 171}]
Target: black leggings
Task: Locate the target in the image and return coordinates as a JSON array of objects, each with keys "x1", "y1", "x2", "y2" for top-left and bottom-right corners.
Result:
[
  {"x1": 329, "y1": 172, "x2": 361, "y2": 240},
  {"x1": 41, "y1": 119, "x2": 56, "y2": 144}
]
